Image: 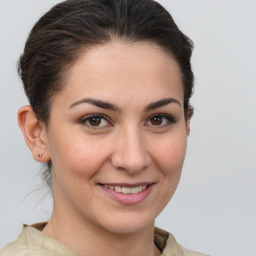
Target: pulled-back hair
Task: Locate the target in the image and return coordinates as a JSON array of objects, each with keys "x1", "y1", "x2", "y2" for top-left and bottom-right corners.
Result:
[
  {"x1": 18, "y1": 0, "x2": 194, "y2": 186},
  {"x1": 18, "y1": 0, "x2": 194, "y2": 125}
]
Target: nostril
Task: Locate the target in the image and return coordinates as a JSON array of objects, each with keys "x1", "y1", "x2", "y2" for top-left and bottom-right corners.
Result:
[{"x1": 110, "y1": 131, "x2": 151, "y2": 172}]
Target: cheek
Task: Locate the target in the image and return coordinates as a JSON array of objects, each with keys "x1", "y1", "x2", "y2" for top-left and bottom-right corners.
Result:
[
  {"x1": 48, "y1": 133, "x2": 109, "y2": 179},
  {"x1": 151, "y1": 132, "x2": 187, "y2": 175}
]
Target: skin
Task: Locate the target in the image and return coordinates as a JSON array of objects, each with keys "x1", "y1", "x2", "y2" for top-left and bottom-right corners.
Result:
[{"x1": 18, "y1": 41, "x2": 191, "y2": 256}]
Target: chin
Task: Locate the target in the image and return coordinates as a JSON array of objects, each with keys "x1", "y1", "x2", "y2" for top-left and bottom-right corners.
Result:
[{"x1": 97, "y1": 211, "x2": 156, "y2": 235}]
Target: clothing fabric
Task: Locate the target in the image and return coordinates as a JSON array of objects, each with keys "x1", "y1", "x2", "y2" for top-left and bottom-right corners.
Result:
[{"x1": 0, "y1": 223, "x2": 208, "y2": 256}]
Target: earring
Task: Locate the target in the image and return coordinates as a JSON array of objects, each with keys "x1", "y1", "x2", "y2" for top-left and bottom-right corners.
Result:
[{"x1": 38, "y1": 153, "x2": 43, "y2": 159}]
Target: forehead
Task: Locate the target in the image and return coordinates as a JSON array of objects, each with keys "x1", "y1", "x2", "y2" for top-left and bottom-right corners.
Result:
[{"x1": 54, "y1": 41, "x2": 184, "y2": 109}]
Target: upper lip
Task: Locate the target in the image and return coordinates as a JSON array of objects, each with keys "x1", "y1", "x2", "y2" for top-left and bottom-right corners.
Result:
[{"x1": 98, "y1": 182, "x2": 154, "y2": 187}]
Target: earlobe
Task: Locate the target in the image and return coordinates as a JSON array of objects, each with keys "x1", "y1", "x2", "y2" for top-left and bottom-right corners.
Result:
[{"x1": 18, "y1": 105, "x2": 51, "y2": 163}]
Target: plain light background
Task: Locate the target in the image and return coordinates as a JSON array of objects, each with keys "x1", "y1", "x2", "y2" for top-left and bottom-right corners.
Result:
[{"x1": 0, "y1": 0, "x2": 255, "y2": 255}]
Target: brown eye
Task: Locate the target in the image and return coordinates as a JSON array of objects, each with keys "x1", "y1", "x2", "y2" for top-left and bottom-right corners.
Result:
[
  {"x1": 81, "y1": 114, "x2": 110, "y2": 129},
  {"x1": 150, "y1": 115, "x2": 163, "y2": 125},
  {"x1": 88, "y1": 117, "x2": 101, "y2": 126},
  {"x1": 145, "y1": 114, "x2": 175, "y2": 128}
]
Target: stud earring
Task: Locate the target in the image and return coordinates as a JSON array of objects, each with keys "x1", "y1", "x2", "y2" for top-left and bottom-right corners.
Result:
[{"x1": 38, "y1": 153, "x2": 43, "y2": 159}]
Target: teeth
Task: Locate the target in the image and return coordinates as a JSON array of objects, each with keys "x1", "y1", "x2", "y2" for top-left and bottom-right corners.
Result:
[
  {"x1": 130, "y1": 187, "x2": 138, "y2": 194},
  {"x1": 115, "y1": 186, "x2": 122, "y2": 192},
  {"x1": 122, "y1": 187, "x2": 131, "y2": 193},
  {"x1": 104, "y1": 185, "x2": 148, "y2": 194}
]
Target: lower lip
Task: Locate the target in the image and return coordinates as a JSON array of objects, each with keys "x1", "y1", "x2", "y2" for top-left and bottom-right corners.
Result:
[{"x1": 100, "y1": 184, "x2": 153, "y2": 205}]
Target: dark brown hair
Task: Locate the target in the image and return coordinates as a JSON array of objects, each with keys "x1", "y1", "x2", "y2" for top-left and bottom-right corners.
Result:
[{"x1": 18, "y1": 0, "x2": 194, "y2": 125}]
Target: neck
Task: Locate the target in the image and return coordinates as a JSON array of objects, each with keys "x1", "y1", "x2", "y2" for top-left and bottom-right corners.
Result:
[{"x1": 43, "y1": 209, "x2": 161, "y2": 256}]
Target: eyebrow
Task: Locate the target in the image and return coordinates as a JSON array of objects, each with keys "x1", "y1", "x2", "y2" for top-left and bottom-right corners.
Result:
[
  {"x1": 69, "y1": 98, "x2": 119, "y2": 111},
  {"x1": 69, "y1": 97, "x2": 181, "y2": 111},
  {"x1": 145, "y1": 98, "x2": 181, "y2": 111}
]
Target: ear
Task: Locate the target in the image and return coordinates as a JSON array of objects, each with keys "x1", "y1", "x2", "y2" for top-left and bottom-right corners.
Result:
[
  {"x1": 186, "y1": 117, "x2": 191, "y2": 136},
  {"x1": 185, "y1": 109, "x2": 193, "y2": 136},
  {"x1": 18, "y1": 105, "x2": 50, "y2": 163}
]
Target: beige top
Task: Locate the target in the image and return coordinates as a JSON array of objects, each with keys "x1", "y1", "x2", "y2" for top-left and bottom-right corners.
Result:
[{"x1": 0, "y1": 223, "x2": 208, "y2": 256}]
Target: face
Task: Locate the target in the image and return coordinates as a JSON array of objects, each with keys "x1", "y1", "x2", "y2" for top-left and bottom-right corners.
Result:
[{"x1": 43, "y1": 42, "x2": 190, "y2": 235}]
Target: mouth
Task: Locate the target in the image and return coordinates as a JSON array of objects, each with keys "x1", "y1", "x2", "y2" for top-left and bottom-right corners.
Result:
[
  {"x1": 99, "y1": 183, "x2": 154, "y2": 205},
  {"x1": 103, "y1": 184, "x2": 148, "y2": 194}
]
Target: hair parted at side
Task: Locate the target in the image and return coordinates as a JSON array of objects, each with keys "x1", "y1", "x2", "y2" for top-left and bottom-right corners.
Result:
[{"x1": 18, "y1": 0, "x2": 194, "y2": 125}]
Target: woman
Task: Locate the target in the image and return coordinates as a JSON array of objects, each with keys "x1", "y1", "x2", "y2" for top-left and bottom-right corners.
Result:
[{"x1": 0, "y1": 0, "x2": 208, "y2": 255}]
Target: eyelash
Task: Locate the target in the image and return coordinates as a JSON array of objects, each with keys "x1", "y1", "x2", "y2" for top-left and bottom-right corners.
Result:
[
  {"x1": 145, "y1": 113, "x2": 176, "y2": 127},
  {"x1": 79, "y1": 113, "x2": 176, "y2": 129},
  {"x1": 79, "y1": 114, "x2": 111, "y2": 129}
]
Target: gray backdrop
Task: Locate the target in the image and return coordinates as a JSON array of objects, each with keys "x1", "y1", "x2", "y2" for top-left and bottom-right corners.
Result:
[{"x1": 0, "y1": 0, "x2": 255, "y2": 255}]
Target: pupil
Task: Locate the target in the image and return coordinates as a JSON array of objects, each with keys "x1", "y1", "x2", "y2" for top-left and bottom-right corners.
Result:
[
  {"x1": 89, "y1": 117, "x2": 101, "y2": 126},
  {"x1": 151, "y1": 116, "x2": 162, "y2": 125}
]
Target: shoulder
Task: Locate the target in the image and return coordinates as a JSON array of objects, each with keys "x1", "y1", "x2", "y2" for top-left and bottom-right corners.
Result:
[
  {"x1": 0, "y1": 241, "x2": 46, "y2": 256},
  {"x1": 0, "y1": 234, "x2": 49, "y2": 256},
  {"x1": 179, "y1": 245, "x2": 209, "y2": 256},
  {"x1": 154, "y1": 227, "x2": 209, "y2": 256},
  {"x1": 0, "y1": 224, "x2": 77, "y2": 256}
]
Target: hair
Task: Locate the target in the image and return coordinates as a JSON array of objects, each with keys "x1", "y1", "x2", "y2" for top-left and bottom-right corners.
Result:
[{"x1": 18, "y1": 0, "x2": 194, "y2": 186}]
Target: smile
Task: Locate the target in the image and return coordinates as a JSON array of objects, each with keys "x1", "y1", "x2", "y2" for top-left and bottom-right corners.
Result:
[
  {"x1": 100, "y1": 183, "x2": 154, "y2": 205},
  {"x1": 103, "y1": 185, "x2": 147, "y2": 194}
]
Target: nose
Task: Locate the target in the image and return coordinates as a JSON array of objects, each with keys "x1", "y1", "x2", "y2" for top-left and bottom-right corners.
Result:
[{"x1": 111, "y1": 125, "x2": 151, "y2": 174}]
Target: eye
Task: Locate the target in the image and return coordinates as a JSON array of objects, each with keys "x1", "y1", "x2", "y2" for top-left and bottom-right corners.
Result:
[
  {"x1": 80, "y1": 114, "x2": 111, "y2": 129},
  {"x1": 146, "y1": 114, "x2": 175, "y2": 127}
]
